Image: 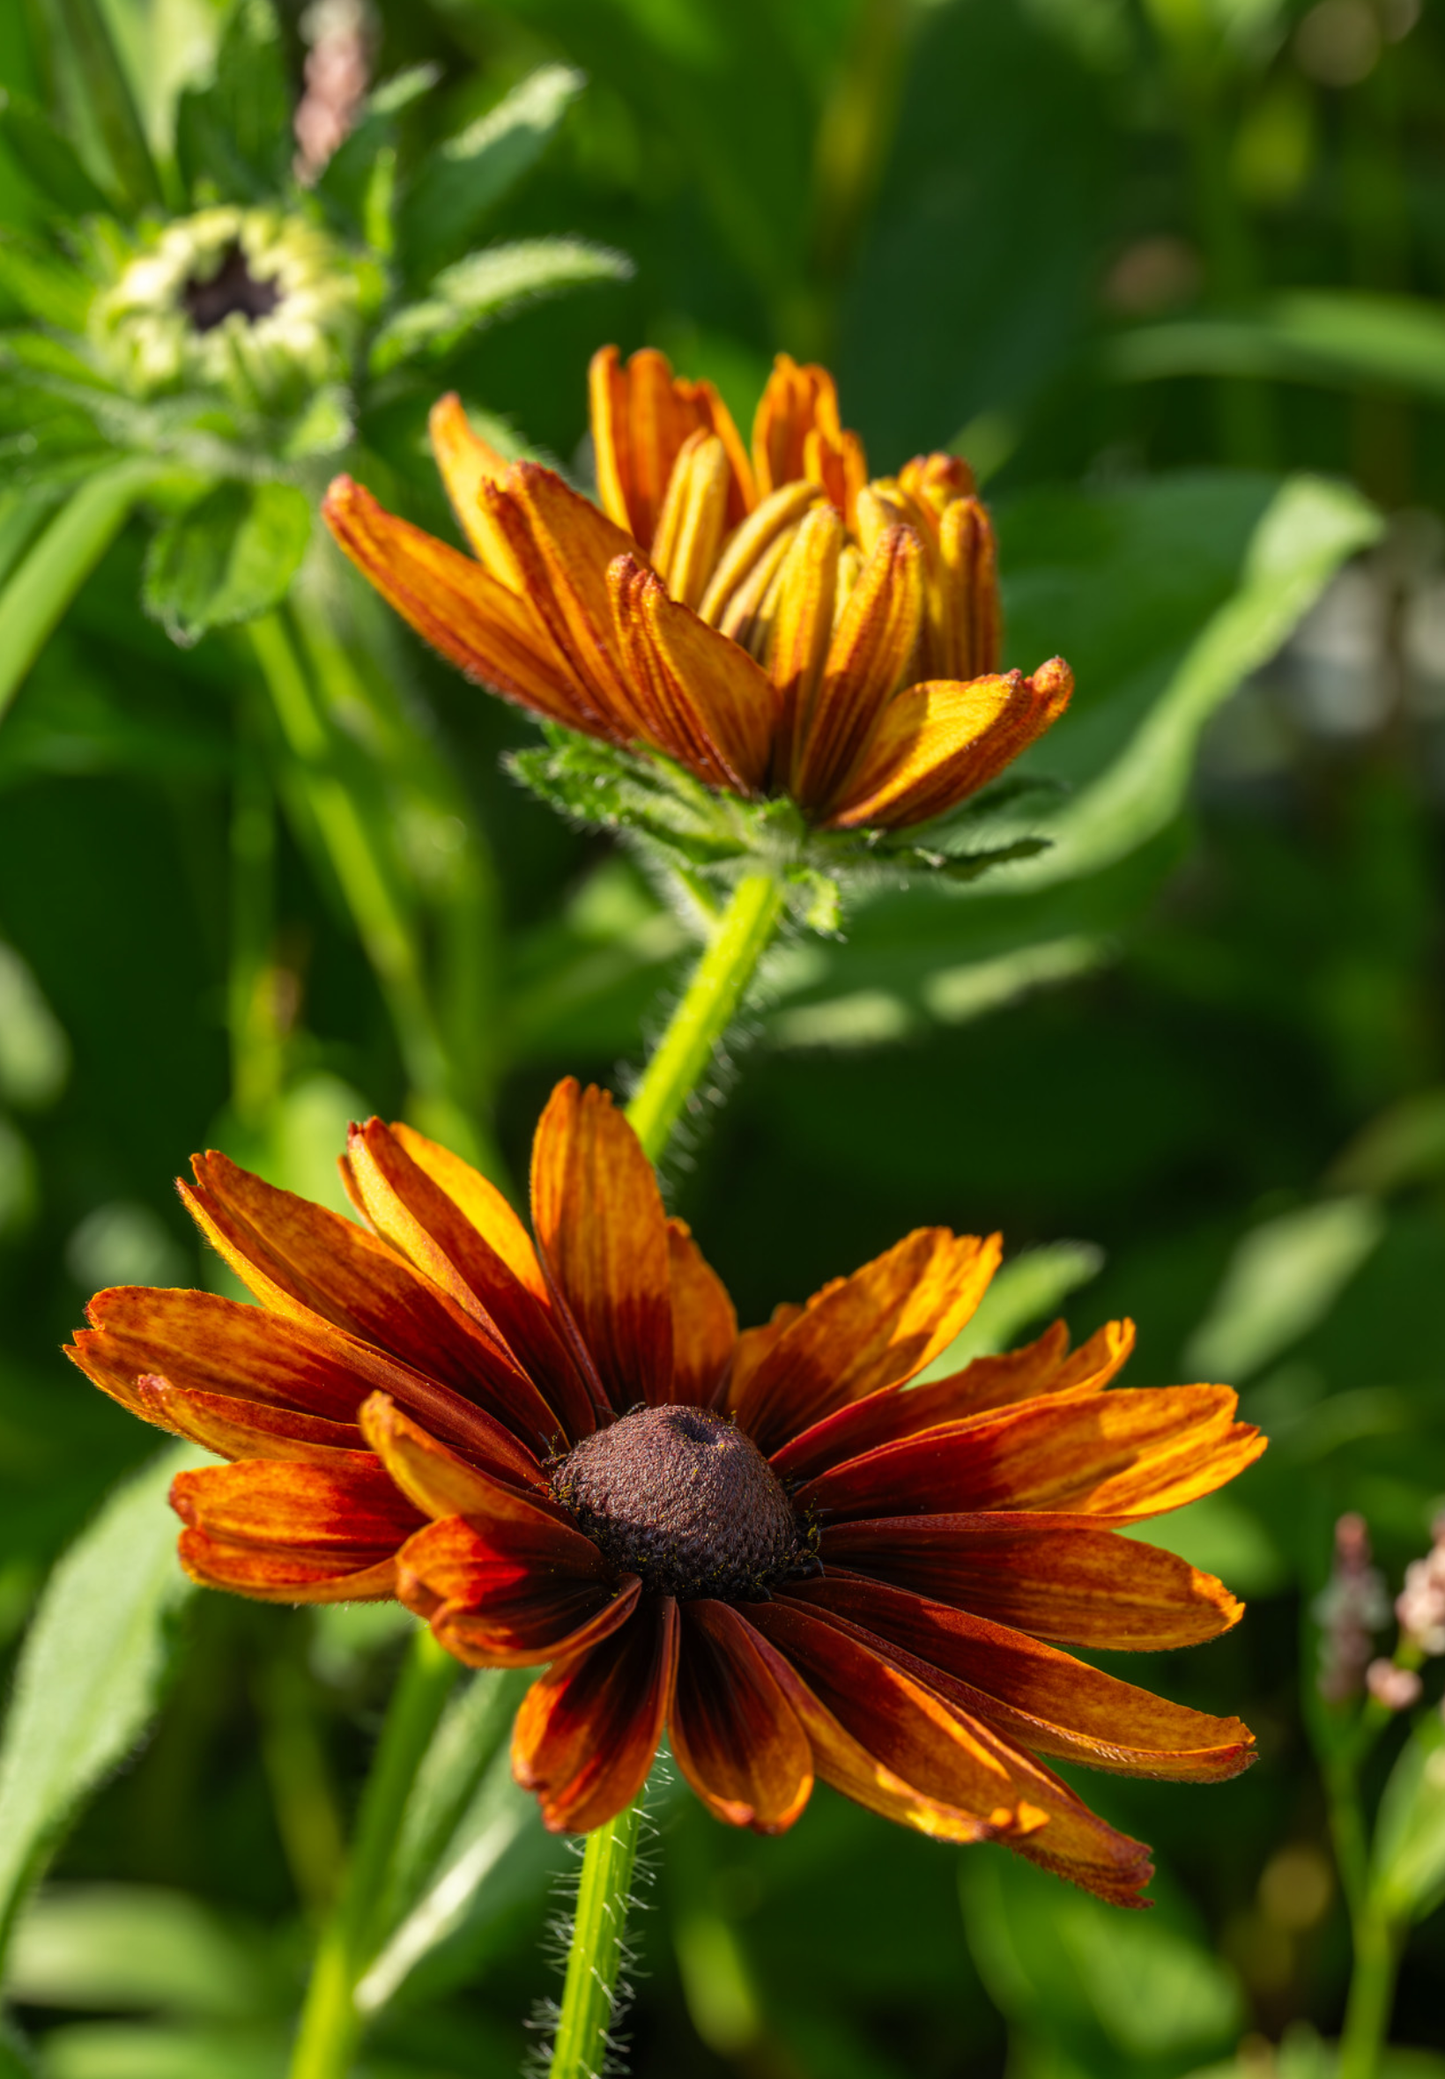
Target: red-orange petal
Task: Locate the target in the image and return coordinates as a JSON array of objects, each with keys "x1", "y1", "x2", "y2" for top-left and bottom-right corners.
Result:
[
  {"x1": 68, "y1": 1286, "x2": 545, "y2": 1492},
  {"x1": 609, "y1": 554, "x2": 777, "y2": 791},
  {"x1": 529, "y1": 1080, "x2": 675, "y2": 1412},
  {"x1": 346, "y1": 1119, "x2": 599, "y2": 1441},
  {"x1": 359, "y1": 1391, "x2": 567, "y2": 1525},
  {"x1": 512, "y1": 1596, "x2": 679, "y2": 1832},
  {"x1": 789, "y1": 1575, "x2": 1255, "y2": 1781},
  {"x1": 795, "y1": 1385, "x2": 1266, "y2": 1524},
  {"x1": 791, "y1": 526, "x2": 925, "y2": 813},
  {"x1": 669, "y1": 1601, "x2": 813, "y2": 1833},
  {"x1": 171, "y1": 1456, "x2": 424, "y2": 1603},
  {"x1": 733, "y1": 1229, "x2": 1000, "y2": 1456},
  {"x1": 769, "y1": 1318, "x2": 1134, "y2": 1486},
  {"x1": 181, "y1": 1152, "x2": 564, "y2": 1457},
  {"x1": 828, "y1": 658, "x2": 1074, "y2": 831},
  {"x1": 590, "y1": 344, "x2": 754, "y2": 550},
  {"x1": 132, "y1": 1376, "x2": 363, "y2": 1463},
  {"x1": 749, "y1": 1596, "x2": 1155, "y2": 1902},
  {"x1": 667, "y1": 1219, "x2": 737, "y2": 1408},
  {"x1": 321, "y1": 475, "x2": 589, "y2": 728},
  {"x1": 821, "y1": 1512, "x2": 1243, "y2": 1650},
  {"x1": 396, "y1": 1512, "x2": 638, "y2": 1668}
]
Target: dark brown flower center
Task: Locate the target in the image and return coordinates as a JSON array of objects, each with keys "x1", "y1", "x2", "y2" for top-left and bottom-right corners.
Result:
[
  {"x1": 551, "y1": 1404, "x2": 805, "y2": 1600},
  {"x1": 183, "y1": 242, "x2": 281, "y2": 333}
]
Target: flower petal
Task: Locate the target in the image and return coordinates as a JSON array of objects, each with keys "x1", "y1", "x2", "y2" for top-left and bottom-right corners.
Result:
[
  {"x1": 752, "y1": 355, "x2": 866, "y2": 526},
  {"x1": 828, "y1": 658, "x2": 1073, "y2": 831},
  {"x1": 512, "y1": 1596, "x2": 679, "y2": 1832},
  {"x1": 133, "y1": 1376, "x2": 363, "y2": 1463},
  {"x1": 530, "y1": 1080, "x2": 674, "y2": 1411},
  {"x1": 649, "y1": 431, "x2": 733, "y2": 611},
  {"x1": 345, "y1": 1118, "x2": 599, "y2": 1440},
  {"x1": 590, "y1": 344, "x2": 753, "y2": 550},
  {"x1": 69, "y1": 1283, "x2": 547, "y2": 1492},
  {"x1": 359, "y1": 1391, "x2": 569, "y2": 1527},
  {"x1": 668, "y1": 1219, "x2": 737, "y2": 1408},
  {"x1": 770, "y1": 1318, "x2": 1133, "y2": 1486},
  {"x1": 733, "y1": 1229, "x2": 1000, "y2": 1456},
  {"x1": 321, "y1": 475, "x2": 588, "y2": 727},
  {"x1": 789, "y1": 1574, "x2": 1255, "y2": 1784},
  {"x1": 181, "y1": 1152, "x2": 564, "y2": 1457},
  {"x1": 795, "y1": 1385, "x2": 1266, "y2": 1523},
  {"x1": 821, "y1": 1513, "x2": 1243, "y2": 1650},
  {"x1": 791, "y1": 526, "x2": 925, "y2": 812},
  {"x1": 480, "y1": 463, "x2": 654, "y2": 742},
  {"x1": 396, "y1": 1512, "x2": 637, "y2": 1669},
  {"x1": 608, "y1": 555, "x2": 772, "y2": 788},
  {"x1": 171, "y1": 1457, "x2": 424, "y2": 1603},
  {"x1": 428, "y1": 393, "x2": 518, "y2": 579},
  {"x1": 669, "y1": 1601, "x2": 813, "y2": 1833},
  {"x1": 766, "y1": 502, "x2": 843, "y2": 779},
  {"x1": 176, "y1": 1534, "x2": 401, "y2": 1604},
  {"x1": 746, "y1": 1598, "x2": 1153, "y2": 1901}
]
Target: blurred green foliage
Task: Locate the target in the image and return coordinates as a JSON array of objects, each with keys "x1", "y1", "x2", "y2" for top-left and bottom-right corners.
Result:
[{"x1": 4, "y1": 0, "x2": 1445, "y2": 2074}]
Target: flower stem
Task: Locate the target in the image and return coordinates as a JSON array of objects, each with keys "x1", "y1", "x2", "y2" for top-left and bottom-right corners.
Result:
[
  {"x1": 288, "y1": 1626, "x2": 459, "y2": 2079},
  {"x1": 1338, "y1": 1904, "x2": 1400, "y2": 2079},
  {"x1": 625, "y1": 870, "x2": 786, "y2": 1163},
  {"x1": 548, "y1": 1794, "x2": 645, "y2": 2079}
]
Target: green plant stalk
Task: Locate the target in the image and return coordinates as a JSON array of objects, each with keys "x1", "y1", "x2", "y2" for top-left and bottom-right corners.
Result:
[
  {"x1": 249, "y1": 607, "x2": 478, "y2": 1158},
  {"x1": 548, "y1": 1795, "x2": 644, "y2": 2079},
  {"x1": 288, "y1": 1627, "x2": 459, "y2": 2079},
  {"x1": 286, "y1": 867, "x2": 785, "y2": 2078},
  {"x1": 624, "y1": 870, "x2": 786, "y2": 1163},
  {"x1": 0, "y1": 460, "x2": 160, "y2": 726},
  {"x1": 1338, "y1": 1903, "x2": 1401, "y2": 2079},
  {"x1": 229, "y1": 691, "x2": 284, "y2": 1132}
]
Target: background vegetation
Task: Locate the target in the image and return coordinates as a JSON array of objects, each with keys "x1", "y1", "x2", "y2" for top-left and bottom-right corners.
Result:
[{"x1": 3, "y1": 0, "x2": 1445, "y2": 2073}]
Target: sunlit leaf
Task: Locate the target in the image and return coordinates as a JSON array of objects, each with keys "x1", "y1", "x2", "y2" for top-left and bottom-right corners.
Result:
[
  {"x1": 1184, "y1": 1197, "x2": 1385, "y2": 1383},
  {"x1": 398, "y1": 64, "x2": 586, "y2": 277},
  {"x1": 1111, "y1": 292, "x2": 1445, "y2": 407},
  {"x1": 368, "y1": 239, "x2": 632, "y2": 374},
  {"x1": 0, "y1": 1444, "x2": 201, "y2": 1954},
  {"x1": 1371, "y1": 1710, "x2": 1445, "y2": 1928},
  {"x1": 6, "y1": 1886, "x2": 280, "y2": 2019}
]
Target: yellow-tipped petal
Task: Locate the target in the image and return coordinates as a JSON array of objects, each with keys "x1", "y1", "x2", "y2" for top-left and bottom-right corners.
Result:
[
  {"x1": 937, "y1": 495, "x2": 1001, "y2": 680},
  {"x1": 792, "y1": 524, "x2": 925, "y2": 812},
  {"x1": 650, "y1": 429, "x2": 732, "y2": 611},
  {"x1": 321, "y1": 474, "x2": 589, "y2": 728},
  {"x1": 698, "y1": 481, "x2": 819, "y2": 629},
  {"x1": 610, "y1": 554, "x2": 776, "y2": 792},
  {"x1": 590, "y1": 344, "x2": 753, "y2": 552},
  {"x1": 428, "y1": 393, "x2": 519, "y2": 586},
  {"x1": 767, "y1": 502, "x2": 843, "y2": 776},
  {"x1": 828, "y1": 657, "x2": 1073, "y2": 830}
]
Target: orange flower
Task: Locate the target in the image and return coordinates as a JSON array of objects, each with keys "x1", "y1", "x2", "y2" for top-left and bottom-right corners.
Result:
[
  {"x1": 68, "y1": 1081, "x2": 1261, "y2": 1903},
  {"x1": 322, "y1": 348, "x2": 1072, "y2": 829}
]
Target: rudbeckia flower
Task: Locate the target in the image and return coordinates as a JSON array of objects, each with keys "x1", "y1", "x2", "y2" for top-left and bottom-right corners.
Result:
[
  {"x1": 322, "y1": 349, "x2": 1072, "y2": 831},
  {"x1": 68, "y1": 1080, "x2": 1260, "y2": 1904}
]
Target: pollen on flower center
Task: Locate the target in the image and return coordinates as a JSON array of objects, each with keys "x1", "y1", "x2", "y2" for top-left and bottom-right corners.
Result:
[
  {"x1": 182, "y1": 242, "x2": 282, "y2": 333},
  {"x1": 551, "y1": 1404, "x2": 804, "y2": 1600}
]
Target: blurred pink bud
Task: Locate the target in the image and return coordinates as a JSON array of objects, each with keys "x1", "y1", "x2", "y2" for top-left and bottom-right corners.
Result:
[{"x1": 1366, "y1": 1660, "x2": 1422, "y2": 1711}]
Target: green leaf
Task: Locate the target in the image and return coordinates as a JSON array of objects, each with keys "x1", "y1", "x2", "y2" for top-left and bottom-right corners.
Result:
[
  {"x1": 1110, "y1": 292, "x2": 1445, "y2": 406},
  {"x1": 352, "y1": 1668, "x2": 544, "y2": 2011},
  {"x1": 0, "y1": 236, "x2": 93, "y2": 332},
  {"x1": 0, "y1": 457, "x2": 161, "y2": 727},
  {"x1": 0, "y1": 91, "x2": 112, "y2": 215},
  {"x1": 23, "y1": 0, "x2": 160, "y2": 213},
  {"x1": 173, "y1": 0, "x2": 291, "y2": 205},
  {"x1": 369, "y1": 238, "x2": 632, "y2": 375},
  {"x1": 0, "y1": 1444, "x2": 201, "y2": 1953},
  {"x1": 1184, "y1": 1196, "x2": 1385, "y2": 1383},
  {"x1": 1004, "y1": 474, "x2": 1381, "y2": 890},
  {"x1": 1370, "y1": 1709, "x2": 1445, "y2": 1928},
  {"x1": 398, "y1": 64, "x2": 586, "y2": 276},
  {"x1": 143, "y1": 481, "x2": 313, "y2": 646},
  {"x1": 6, "y1": 1886, "x2": 280, "y2": 2019}
]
